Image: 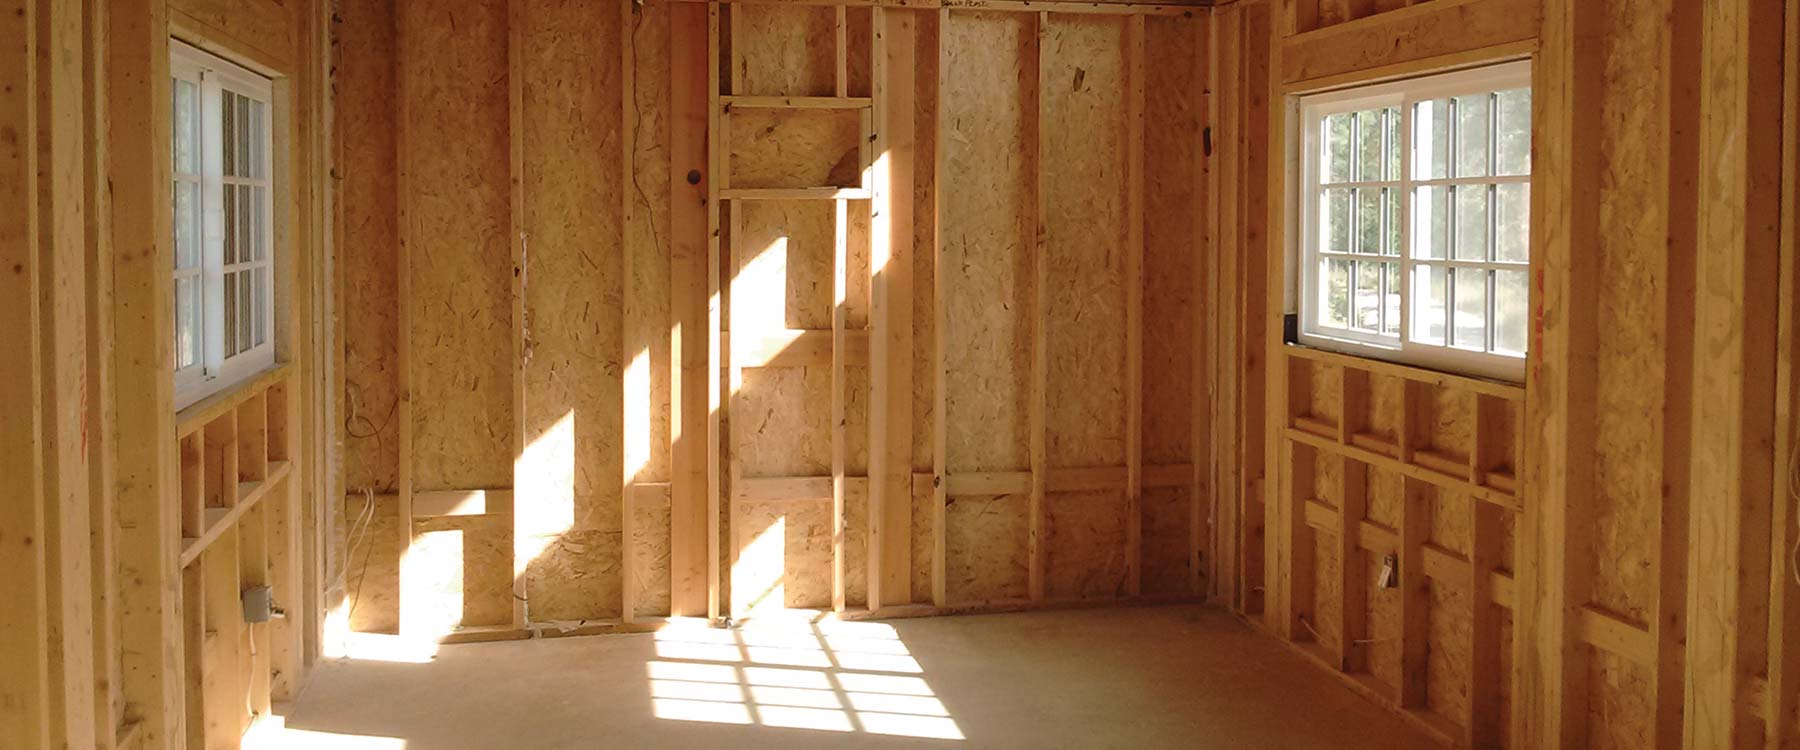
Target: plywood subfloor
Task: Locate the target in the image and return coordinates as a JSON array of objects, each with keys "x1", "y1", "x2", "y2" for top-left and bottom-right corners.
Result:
[{"x1": 260, "y1": 606, "x2": 1443, "y2": 749}]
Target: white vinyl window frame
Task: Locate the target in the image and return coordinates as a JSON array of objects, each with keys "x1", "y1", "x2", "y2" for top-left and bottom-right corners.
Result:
[
  {"x1": 171, "y1": 40, "x2": 277, "y2": 410},
  {"x1": 1295, "y1": 60, "x2": 1532, "y2": 383}
]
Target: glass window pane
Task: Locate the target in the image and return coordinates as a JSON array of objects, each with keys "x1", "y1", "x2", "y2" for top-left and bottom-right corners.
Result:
[
  {"x1": 237, "y1": 95, "x2": 252, "y2": 178},
  {"x1": 1383, "y1": 262, "x2": 1401, "y2": 335},
  {"x1": 1384, "y1": 106, "x2": 1402, "y2": 181},
  {"x1": 250, "y1": 100, "x2": 266, "y2": 180},
  {"x1": 238, "y1": 270, "x2": 252, "y2": 353},
  {"x1": 238, "y1": 184, "x2": 253, "y2": 263},
  {"x1": 1455, "y1": 184, "x2": 1490, "y2": 261},
  {"x1": 1454, "y1": 94, "x2": 1491, "y2": 178},
  {"x1": 1495, "y1": 269, "x2": 1528, "y2": 356},
  {"x1": 222, "y1": 185, "x2": 237, "y2": 265},
  {"x1": 175, "y1": 276, "x2": 198, "y2": 370},
  {"x1": 1323, "y1": 112, "x2": 1353, "y2": 184},
  {"x1": 253, "y1": 186, "x2": 267, "y2": 261},
  {"x1": 254, "y1": 270, "x2": 268, "y2": 347},
  {"x1": 1383, "y1": 188, "x2": 1400, "y2": 256},
  {"x1": 1356, "y1": 188, "x2": 1382, "y2": 254},
  {"x1": 1355, "y1": 109, "x2": 1383, "y2": 182},
  {"x1": 1412, "y1": 265, "x2": 1447, "y2": 345},
  {"x1": 1413, "y1": 186, "x2": 1451, "y2": 260},
  {"x1": 1414, "y1": 99, "x2": 1451, "y2": 180},
  {"x1": 1453, "y1": 268, "x2": 1489, "y2": 350},
  {"x1": 1321, "y1": 188, "x2": 1353, "y2": 253},
  {"x1": 173, "y1": 79, "x2": 199, "y2": 174},
  {"x1": 1354, "y1": 260, "x2": 1382, "y2": 332},
  {"x1": 1321, "y1": 258, "x2": 1351, "y2": 329},
  {"x1": 173, "y1": 180, "x2": 201, "y2": 270},
  {"x1": 223, "y1": 271, "x2": 238, "y2": 356},
  {"x1": 222, "y1": 92, "x2": 237, "y2": 177},
  {"x1": 1495, "y1": 183, "x2": 1530, "y2": 262},
  {"x1": 1495, "y1": 88, "x2": 1532, "y2": 176}
]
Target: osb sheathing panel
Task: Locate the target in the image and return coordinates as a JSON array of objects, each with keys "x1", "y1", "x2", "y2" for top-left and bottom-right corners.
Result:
[
  {"x1": 1427, "y1": 487, "x2": 1471, "y2": 558},
  {"x1": 340, "y1": 495, "x2": 400, "y2": 634},
  {"x1": 409, "y1": 520, "x2": 514, "y2": 629},
  {"x1": 1586, "y1": 651, "x2": 1655, "y2": 750},
  {"x1": 1142, "y1": 487, "x2": 1193, "y2": 594},
  {"x1": 1483, "y1": 397, "x2": 1519, "y2": 471},
  {"x1": 846, "y1": 7, "x2": 873, "y2": 97},
  {"x1": 628, "y1": 2, "x2": 676, "y2": 486},
  {"x1": 736, "y1": 368, "x2": 834, "y2": 476},
  {"x1": 1368, "y1": 373, "x2": 1405, "y2": 441},
  {"x1": 1364, "y1": 554, "x2": 1403, "y2": 692},
  {"x1": 910, "y1": 479, "x2": 935, "y2": 603},
  {"x1": 945, "y1": 494, "x2": 1030, "y2": 602},
  {"x1": 1310, "y1": 532, "x2": 1342, "y2": 653},
  {"x1": 728, "y1": 109, "x2": 864, "y2": 189},
  {"x1": 1497, "y1": 609, "x2": 1515, "y2": 748},
  {"x1": 940, "y1": 11, "x2": 1036, "y2": 473},
  {"x1": 339, "y1": 0, "x2": 401, "y2": 495},
  {"x1": 1425, "y1": 385, "x2": 1472, "y2": 460},
  {"x1": 909, "y1": 15, "x2": 940, "y2": 473},
  {"x1": 402, "y1": 0, "x2": 515, "y2": 492},
  {"x1": 526, "y1": 529, "x2": 623, "y2": 622},
  {"x1": 518, "y1": 0, "x2": 627, "y2": 623},
  {"x1": 734, "y1": 3, "x2": 836, "y2": 97},
  {"x1": 1588, "y1": 0, "x2": 1669, "y2": 625},
  {"x1": 632, "y1": 503, "x2": 673, "y2": 618},
  {"x1": 1498, "y1": 508, "x2": 1517, "y2": 573},
  {"x1": 1144, "y1": 15, "x2": 1201, "y2": 465},
  {"x1": 1046, "y1": 492, "x2": 1130, "y2": 599},
  {"x1": 1043, "y1": 14, "x2": 1128, "y2": 469},
  {"x1": 1425, "y1": 579, "x2": 1472, "y2": 723},
  {"x1": 1365, "y1": 464, "x2": 1403, "y2": 528},
  {"x1": 737, "y1": 200, "x2": 834, "y2": 331},
  {"x1": 735, "y1": 500, "x2": 837, "y2": 612},
  {"x1": 845, "y1": 483, "x2": 871, "y2": 608},
  {"x1": 1307, "y1": 360, "x2": 1342, "y2": 427}
]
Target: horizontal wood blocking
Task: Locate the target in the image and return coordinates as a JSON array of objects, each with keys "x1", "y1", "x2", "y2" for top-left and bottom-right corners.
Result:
[
  {"x1": 1287, "y1": 428, "x2": 1518, "y2": 511},
  {"x1": 1279, "y1": 0, "x2": 1540, "y2": 86},
  {"x1": 1284, "y1": 345, "x2": 1523, "y2": 402},
  {"x1": 179, "y1": 462, "x2": 293, "y2": 568},
  {"x1": 723, "y1": 95, "x2": 874, "y2": 109},
  {"x1": 1300, "y1": 497, "x2": 1515, "y2": 609},
  {"x1": 175, "y1": 365, "x2": 293, "y2": 440}
]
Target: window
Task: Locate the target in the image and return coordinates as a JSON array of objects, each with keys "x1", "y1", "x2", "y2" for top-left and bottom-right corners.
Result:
[
  {"x1": 1297, "y1": 61, "x2": 1531, "y2": 381},
  {"x1": 171, "y1": 41, "x2": 276, "y2": 409}
]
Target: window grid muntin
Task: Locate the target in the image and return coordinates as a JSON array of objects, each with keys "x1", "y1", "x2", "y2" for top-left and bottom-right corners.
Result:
[{"x1": 1297, "y1": 61, "x2": 1531, "y2": 381}]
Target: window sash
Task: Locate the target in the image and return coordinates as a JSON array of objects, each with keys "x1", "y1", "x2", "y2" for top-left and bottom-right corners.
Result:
[
  {"x1": 172, "y1": 40, "x2": 276, "y2": 410},
  {"x1": 1297, "y1": 60, "x2": 1531, "y2": 383}
]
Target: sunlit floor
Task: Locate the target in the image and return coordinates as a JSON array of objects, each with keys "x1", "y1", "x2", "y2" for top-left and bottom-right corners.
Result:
[{"x1": 260, "y1": 605, "x2": 1443, "y2": 749}]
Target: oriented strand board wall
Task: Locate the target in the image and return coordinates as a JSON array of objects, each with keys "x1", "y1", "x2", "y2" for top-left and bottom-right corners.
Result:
[
  {"x1": 338, "y1": 0, "x2": 1207, "y2": 631},
  {"x1": 517, "y1": 0, "x2": 625, "y2": 623},
  {"x1": 940, "y1": 10, "x2": 1036, "y2": 478},
  {"x1": 1143, "y1": 13, "x2": 1204, "y2": 595},
  {"x1": 402, "y1": 0, "x2": 514, "y2": 497},
  {"x1": 336, "y1": 0, "x2": 402, "y2": 634},
  {"x1": 1041, "y1": 14, "x2": 1129, "y2": 601},
  {"x1": 338, "y1": 0, "x2": 399, "y2": 499}
]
